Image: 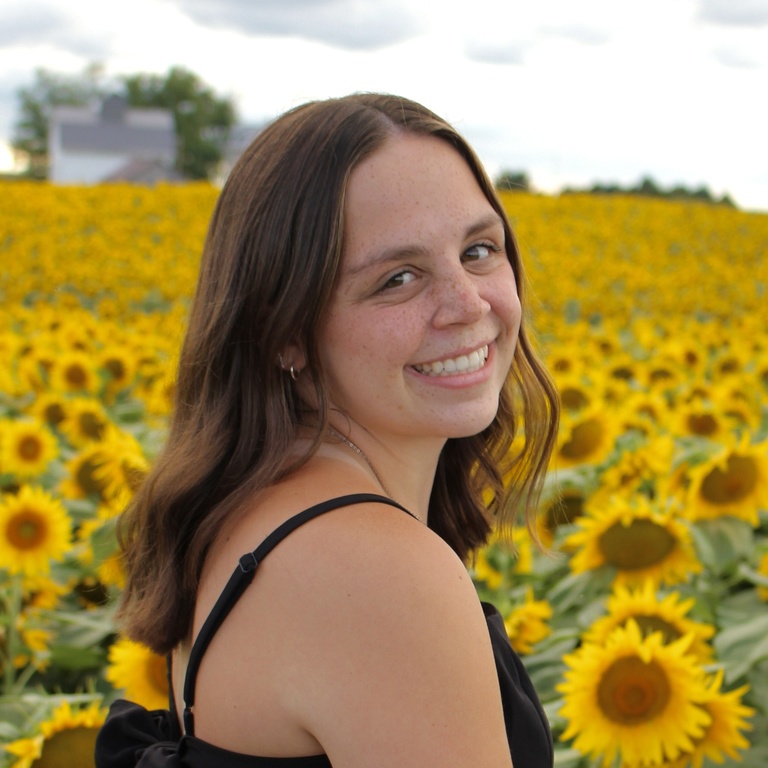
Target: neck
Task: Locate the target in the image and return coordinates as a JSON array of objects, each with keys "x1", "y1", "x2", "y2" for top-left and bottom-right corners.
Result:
[{"x1": 325, "y1": 424, "x2": 443, "y2": 522}]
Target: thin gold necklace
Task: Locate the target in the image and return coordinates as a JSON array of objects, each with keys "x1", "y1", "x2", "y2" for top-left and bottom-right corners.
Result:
[{"x1": 326, "y1": 425, "x2": 401, "y2": 506}]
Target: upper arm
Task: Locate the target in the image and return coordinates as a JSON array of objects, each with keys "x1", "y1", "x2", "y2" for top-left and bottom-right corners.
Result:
[{"x1": 283, "y1": 507, "x2": 513, "y2": 768}]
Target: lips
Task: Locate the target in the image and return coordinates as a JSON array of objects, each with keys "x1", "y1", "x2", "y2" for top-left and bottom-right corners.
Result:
[{"x1": 412, "y1": 344, "x2": 490, "y2": 376}]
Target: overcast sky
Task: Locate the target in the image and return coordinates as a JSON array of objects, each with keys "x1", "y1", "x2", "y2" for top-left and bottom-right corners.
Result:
[{"x1": 2, "y1": 0, "x2": 767, "y2": 211}]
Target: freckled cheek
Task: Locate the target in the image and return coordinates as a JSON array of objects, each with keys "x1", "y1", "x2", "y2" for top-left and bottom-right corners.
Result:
[
  {"x1": 329, "y1": 316, "x2": 417, "y2": 372},
  {"x1": 488, "y1": 281, "x2": 521, "y2": 335}
]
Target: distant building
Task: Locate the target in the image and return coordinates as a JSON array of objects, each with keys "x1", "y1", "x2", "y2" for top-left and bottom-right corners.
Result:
[{"x1": 49, "y1": 95, "x2": 180, "y2": 184}]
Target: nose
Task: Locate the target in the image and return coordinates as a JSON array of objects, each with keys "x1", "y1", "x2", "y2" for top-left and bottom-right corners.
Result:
[{"x1": 431, "y1": 267, "x2": 491, "y2": 328}]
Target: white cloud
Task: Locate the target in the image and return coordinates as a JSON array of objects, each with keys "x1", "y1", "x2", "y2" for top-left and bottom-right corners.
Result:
[
  {"x1": 698, "y1": 0, "x2": 768, "y2": 26},
  {"x1": 170, "y1": 0, "x2": 426, "y2": 50}
]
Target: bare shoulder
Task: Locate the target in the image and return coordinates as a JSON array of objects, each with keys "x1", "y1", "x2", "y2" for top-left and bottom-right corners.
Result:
[
  {"x1": 191, "y1": 475, "x2": 512, "y2": 767},
  {"x1": 269, "y1": 500, "x2": 513, "y2": 768}
]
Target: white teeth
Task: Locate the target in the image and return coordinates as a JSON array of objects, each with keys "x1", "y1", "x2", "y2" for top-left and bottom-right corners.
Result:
[{"x1": 414, "y1": 345, "x2": 489, "y2": 376}]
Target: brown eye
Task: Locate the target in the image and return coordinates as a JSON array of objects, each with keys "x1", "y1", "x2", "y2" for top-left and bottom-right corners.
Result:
[
  {"x1": 463, "y1": 243, "x2": 500, "y2": 262},
  {"x1": 381, "y1": 269, "x2": 416, "y2": 291}
]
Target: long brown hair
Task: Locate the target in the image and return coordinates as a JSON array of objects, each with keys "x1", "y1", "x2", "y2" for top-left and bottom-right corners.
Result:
[{"x1": 117, "y1": 93, "x2": 560, "y2": 654}]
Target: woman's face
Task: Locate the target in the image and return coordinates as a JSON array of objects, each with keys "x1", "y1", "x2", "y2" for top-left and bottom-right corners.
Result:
[{"x1": 317, "y1": 132, "x2": 521, "y2": 446}]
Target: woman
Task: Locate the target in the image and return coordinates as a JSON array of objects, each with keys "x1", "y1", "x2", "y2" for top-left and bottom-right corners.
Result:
[{"x1": 96, "y1": 93, "x2": 560, "y2": 768}]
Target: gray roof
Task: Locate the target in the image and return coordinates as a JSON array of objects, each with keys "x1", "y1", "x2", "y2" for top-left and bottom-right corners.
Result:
[
  {"x1": 51, "y1": 96, "x2": 176, "y2": 156},
  {"x1": 59, "y1": 122, "x2": 175, "y2": 154}
]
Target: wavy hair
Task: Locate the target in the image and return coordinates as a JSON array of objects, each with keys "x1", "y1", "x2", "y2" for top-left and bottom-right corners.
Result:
[{"x1": 117, "y1": 93, "x2": 560, "y2": 654}]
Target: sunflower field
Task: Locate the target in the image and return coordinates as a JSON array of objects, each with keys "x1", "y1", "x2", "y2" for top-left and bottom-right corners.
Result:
[{"x1": 1, "y1": 180, "x2": 767, "y2": 768}]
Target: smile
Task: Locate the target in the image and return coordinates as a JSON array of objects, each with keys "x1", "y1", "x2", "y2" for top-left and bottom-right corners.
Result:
[{"x1": 412, "y1": 344, "x2": 490, "y2": 376}]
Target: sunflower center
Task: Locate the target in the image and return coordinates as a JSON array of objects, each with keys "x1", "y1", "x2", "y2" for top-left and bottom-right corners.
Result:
[
  {"x1": 700, "y1": 455, "x2": 757, "y2": 504},
  {"x1": 599, "y1": 519, "x2": 675, "y2": 570},
  {"x1": 597, "y1": 656, "x2": 670, "y2": 723},
  {"x1": 687, "y1": 413, "x2": 718, "y2": 436},
  {"x1": 611, "y1": 365, "x2": 634, "y2": 381},
  {"x1": 19, "y1": 436, "x2": 44, "y2": 461},
  {"x1": 649, "y1": 367, "x2": 673, "y2": 383},
  {"x1": 43, "y1": 403, "x2": 65, "y2": 426},
  {"x1": 80, "y1": 412, "x2": 106, "y2": 440},
  {"x1": 65, "y1": 364, "x2": 88, "y2": 387},
  {"x1": 6, "y1": 510, "x2": 48, "y2": 550},
  {"x1": 76, "y1": 458, "x2": 109, "y2": 497},
  {"x1": 560, "y1": 386, "x2": 590, "y2": 410},
  {"x1": 629, "y1": 616, "x2": 680, "y2": 643},
  {"x1": 33, "y1": 725, "x2": 99, "y2": 768},
  {"x1": 560, "y1": 418, "x2": 604, "y2": 461},
  {"x1": 104, "y1": 358, "x2": 127, "y2": 382},
  {"x1": 544, "y1": 493, "x2": 584, "y2": 533}
]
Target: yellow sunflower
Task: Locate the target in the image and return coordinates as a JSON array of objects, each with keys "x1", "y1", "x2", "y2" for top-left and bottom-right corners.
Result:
[
  {"x1": 14, "y1": 609, "x2": 53, "y2": 671},
  {"x1": 597, "y1": 434, "x2": 675, "y2": 498},
  {"x1": 565, "y1": 495, "x2": 702, "y2": 589},
  {"x1": 105, "y1": 637, "x2": 170, "y2": 711},
  {"x1": 0, "y1": 486, "x2": 72, "y2": 577},
  {"x1": 539, "y1": 487, "x2": 587, "y2": 548},
  {"x1": 22, "y1": 574, "x2": 68, "y2": 611},
  {"x1": 552, "y1": 406, "x2": 618, "y2": 470},
  {"x1": 663, "y1": 668, "x2": 754, "y2": 768},
  {"x1": 504, "y1": 588, "x2": 553, "y2": 654},
  {"x1": 669, "y1": 398, "x2": 728, "y2": 441},
  {"x1": 684, "y1": 435, "x2": 768, "y2": 526},
  {"x1": 618, "y1": 389, "x2": 671, "y2": 434},
  {"x1": 584, "y1": 581, "x2": 715, "y2": 662},
  {"x1": 553, "y1": 371, "x2": 592, "y2": 412},
  {"x1": 59, "y1": 445, "x2": 111, "y2": 500},
  {"x1": 512, "y1": 526, "x2": 535, "y2": 574},
  {"x1": 27, "y1": 393, "x2": 67, "y2": 429},
  {"x1": 93, "y1": 425, "x2": 149, "y2": 499},
  {"x1": 558, "y1": 620, "x2": 711, "y2": 767},
  {"x1": 96, "y1": 550, "x2": 126, "y2": 590},
  {"x1": 4, "y1": 700, "x2": 106, "y2": 768},
  {"x1": 643, "y1": 359, "x2": 685, "y2": 392},
  {"x1": 98, "y1": 345, "x2": 137, "y2": 393},
  {"x1": 57, "y1": 397, "x2": 109, "y2": 447},
  {"x1": 711, "y1": 381, "x2": 763, "y2": 432},
  {"x1": 472, "y1": 548, "x2": 503, "y2": 590},
  {"x1": 0, "y1": 419, "x2": 59, "y2": 479},
  {"x1": 3, "y1": 735, "x2": 43, "y2": 768},
  {"x1": 49, "y1": 350, "x2": 100, "y2": 394}
]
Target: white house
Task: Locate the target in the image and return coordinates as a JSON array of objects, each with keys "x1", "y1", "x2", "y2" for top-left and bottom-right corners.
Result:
[{"x1": 49, "y1": 95, "x2": 178, "y2": 184}]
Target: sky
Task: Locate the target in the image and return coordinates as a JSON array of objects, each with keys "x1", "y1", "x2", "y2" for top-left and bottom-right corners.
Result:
[{"x1": 1, "y1": 0, "x2": 767, "y2": 211}]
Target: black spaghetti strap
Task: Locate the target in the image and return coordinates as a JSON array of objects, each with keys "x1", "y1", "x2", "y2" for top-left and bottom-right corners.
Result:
[{"x1": 181, "y1": 493, "x2": 414, "y2": 735}]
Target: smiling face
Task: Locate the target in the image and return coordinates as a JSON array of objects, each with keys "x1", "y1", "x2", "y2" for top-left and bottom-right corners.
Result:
[{"x1": 316, "y1": 132, "x2": 521, "y2": 447}]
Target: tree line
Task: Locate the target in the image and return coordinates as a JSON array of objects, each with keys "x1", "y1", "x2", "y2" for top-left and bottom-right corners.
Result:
[{"x1": 494, "y1": 169, "x2": 736, "y2": 207}]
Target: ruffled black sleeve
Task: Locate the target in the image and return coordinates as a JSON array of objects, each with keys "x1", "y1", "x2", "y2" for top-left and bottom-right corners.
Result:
[{"x1": 94, "y1": 699, "x2": 182, "y2": 768}]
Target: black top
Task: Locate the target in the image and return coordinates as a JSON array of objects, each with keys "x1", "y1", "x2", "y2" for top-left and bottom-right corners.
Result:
[{"x1": 95, "y1": 494, "x2": 553, "y2": 768}]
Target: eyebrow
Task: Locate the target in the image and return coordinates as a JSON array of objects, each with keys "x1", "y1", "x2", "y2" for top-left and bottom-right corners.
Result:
[{"x1": 343, "y1": 213, "x2": 505, "y2": 278}]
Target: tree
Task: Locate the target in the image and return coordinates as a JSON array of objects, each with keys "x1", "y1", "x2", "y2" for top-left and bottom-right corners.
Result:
[
  {"x1": 123, "y1": 67, "x2": 237, "y2": 180},
  {"x1": 12, "y1": 64, "x2": 107, "y2": 179},
  {"x1": 494, "y1": 169, "x2": 531, "y2": 192}
]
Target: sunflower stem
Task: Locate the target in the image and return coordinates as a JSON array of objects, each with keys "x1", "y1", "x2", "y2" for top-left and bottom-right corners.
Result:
[{"x1": 2, "y1": 575, "x2": 23, "y2": 696}]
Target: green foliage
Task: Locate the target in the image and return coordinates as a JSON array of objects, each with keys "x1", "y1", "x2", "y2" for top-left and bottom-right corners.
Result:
[
  {"x1": 495, "y1": 169, "x2": 531, "y2": 192},
  {"x1": 564, "y1": 174, "x2": 737, "y2": 207},
  {"x1": 123, "y1": 66, "x2": 237, "y2": 180},
  {"x1": 11, "y1": 64, "x2": 107, "y2": 179}
]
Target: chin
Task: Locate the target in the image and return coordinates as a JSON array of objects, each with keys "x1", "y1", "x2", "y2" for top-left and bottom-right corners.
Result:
[{"x1": 442, "y1": 408, "x2": 500, "y2": 440}]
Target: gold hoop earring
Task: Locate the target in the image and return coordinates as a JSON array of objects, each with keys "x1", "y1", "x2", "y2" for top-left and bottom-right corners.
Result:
[{"x1": 290, "y1": 365, "x2": 298, "y2": 381}]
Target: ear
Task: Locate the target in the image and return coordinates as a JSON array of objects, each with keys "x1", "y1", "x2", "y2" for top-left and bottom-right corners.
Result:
[{"x1": 278, "y1": 342, "x2": 307, "y2": 374}]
